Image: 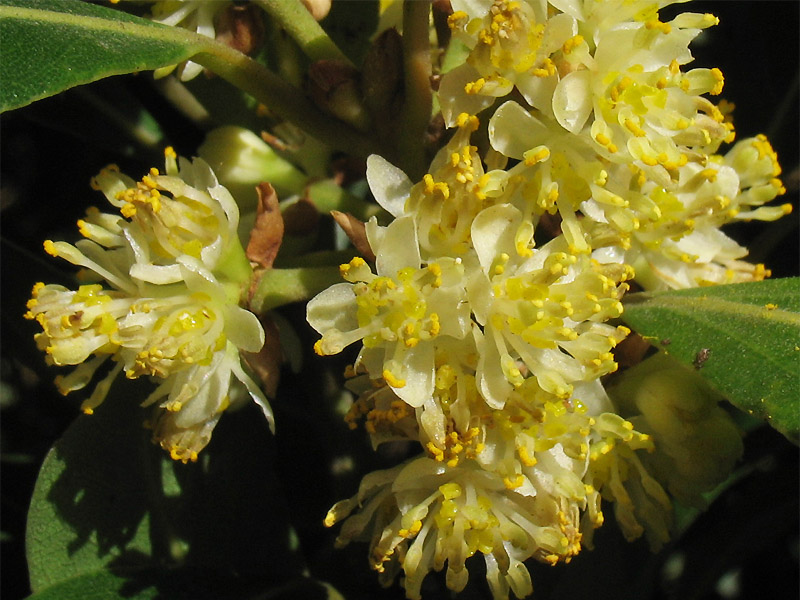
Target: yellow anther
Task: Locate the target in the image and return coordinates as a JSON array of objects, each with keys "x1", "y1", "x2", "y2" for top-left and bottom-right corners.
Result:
[
  {"x1": 456, "y1": 113, "x2": 479, "y2": 131},
  {"x1": 43, "y1": 240, "x2": 58, "y2": 257},
  {"x1": 710, "y1": 68, "x2": 724, "y2": 95},
  {"x1": 645, "y1": 19, "x2": 671, "y2": 34},
  {"x1": 523, "y1": 146, "x2": 550, "y2": 166},
  {"x1": 625, "y1": 119, "x2": 646, "y2": 137},
  {"x1": 447, "y1": 10, "x2": 468, "y2": 29},
  {"x1": 699, "y1": 168, "x2": 717, "y2": 183},
  {"x1": 464, "y1": 78, "x2": 486, "y2": 94},
  {"x1": 562, "y1": 34, "x2": 584, "y2": 54},
  {"x1": 383, "y1": 369, "x2": 406, "y2": 388}
]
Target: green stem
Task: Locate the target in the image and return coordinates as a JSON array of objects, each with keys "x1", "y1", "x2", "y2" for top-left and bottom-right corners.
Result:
[
  {"x1": 276, "y1": 249, "x2": 363, "y2": 269},
  {"x1": 397, "y1": 0, "x2": 433, "y2": 180},
  {"x1": 253, "y1": 0, "x2": 352, "y2": 66},
  {"x1": 250, "y1": 266, "x2": 343, "y2": 312},
  {"x1": 307, "y1": 179, "x2": 383, "y2": 221},
  {"x1": 192, "y1": 41, "x2": 378, "y2": 159}
]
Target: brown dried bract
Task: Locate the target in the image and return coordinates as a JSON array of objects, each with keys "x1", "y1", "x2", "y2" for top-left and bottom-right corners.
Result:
[
  {"x1": 331, "y1": 211, "x2": 375, "y2": 263},
  {"x1": 246, "y1": 183, "x2": 284, "y2": 270},
  {"x1": 215, "y1": 4, "x2": 265, "y2": 57}
]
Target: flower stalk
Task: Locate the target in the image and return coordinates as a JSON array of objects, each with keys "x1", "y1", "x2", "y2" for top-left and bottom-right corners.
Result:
[
  {"x1": 190, "y1": 35, "x2": 378, "y2": 158},
  {"x1": 252, "y1": 0, "x2": 352, "y2": 66},
  {"x1": 250, "y1": 265, "x2": 342, "y2": 313},
  {"x1": 397, "y1": 0, "x2": 434, "y2": 180}
]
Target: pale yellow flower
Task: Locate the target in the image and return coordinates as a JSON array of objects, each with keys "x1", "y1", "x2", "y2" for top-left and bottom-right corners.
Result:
[{"x1": 26, "y1": 150, "x2": 271, "y2": 462}]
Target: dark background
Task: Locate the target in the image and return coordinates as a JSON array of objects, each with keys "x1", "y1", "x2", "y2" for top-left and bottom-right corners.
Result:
[{"x1": 2, "y1": 2, "x2": 797, "y2": 599}]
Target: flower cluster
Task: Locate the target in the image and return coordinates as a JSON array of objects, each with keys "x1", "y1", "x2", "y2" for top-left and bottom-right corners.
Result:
[
  {"x1": 308, "y1": 1, "x2": 784, "y2": 598},
  {"x1": 26, "y1": 149, "x2": 272, "y2": 462}
]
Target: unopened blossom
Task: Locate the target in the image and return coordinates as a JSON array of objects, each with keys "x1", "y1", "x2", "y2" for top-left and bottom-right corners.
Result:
[
  {"x1": 26, "y1": 149, "x2": 272, "y2": 462},
  {"x1": 608, "y1": 353, "x2": 743, "y2": 508}
]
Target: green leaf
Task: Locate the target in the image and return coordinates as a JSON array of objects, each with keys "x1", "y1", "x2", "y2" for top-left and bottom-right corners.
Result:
[
  {"x1": 621, "y1": 277, "x2": 800, "y2": 441},
  {"x1": 0, "y1": 0, "x2": 205, "y2": 112},
  {"x1": 26, "y1": 384, "x2": 305, "y2": 596}
]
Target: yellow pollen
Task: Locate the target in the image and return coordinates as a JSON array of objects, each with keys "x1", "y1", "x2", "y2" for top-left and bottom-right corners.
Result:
[
  {"x1": 562, "y1": 34, "x2": 584, "y2": 54},
  {"x1": 456, "y1": 113, "x2": 479, "y2": 131},
  {"x1": 524, "y1": 147, "x2": 550, "y2": 166},
  {"x1": 383, "y1": 369, "x2": 406, "y2": 388},
  {"x1": 710, "y1": 68, "x2": 724, "y2": 95},
  {"x1": 43, "y1": 240, "x2": 58, "y2": 257},
  {"x1": 645, "y1": 19, "x2": 671, "y2": 34}
]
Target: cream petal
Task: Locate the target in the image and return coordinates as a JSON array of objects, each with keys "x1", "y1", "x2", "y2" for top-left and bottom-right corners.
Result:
[
  {"x1": 477, "y1": 327, "x2": 512, "y2": 409},
  {"x1": 391, "y1": 343, "x2": 434, "y2": 408},
  {"x1": 224, "y1": 304, "x2": 265, "y2": 353},
  {"x1": 374, "y1": 216, "x2": 420, "y2": 277},
  {"x1": 489, "y1": 101, "x2": 549, "y2": 159},
  {"x1": 553, "y1": 70, "x2": 593, "y2": 133},
  {"x1": 450, "y1": 0, "x2": 492, "y2": 18},
  {"x1": 366, "y1": 154, "x2": 412, "y2": 218},
  {"x1": 438, "y1": 63, "x2": 497, "y2": 127},
  {"x1": 471, "y1": 203, "x2": 522, "y2": 274},
  {"x1": 306, "y1": 283, "x2": 358, "y2": 334}
]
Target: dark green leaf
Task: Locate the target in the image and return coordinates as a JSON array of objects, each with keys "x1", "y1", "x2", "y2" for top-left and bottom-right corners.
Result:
[
  {"x1": 622, "y1": 278, "x2": 800, "y2": 441},
  {"x1": 26, "y1": 384, "x2": 305, "y2": 595},
  {"x1": 25, "y1": 566, "x2": 331, "y2": 600},
  {"x1": 0, "y1": 0, "x2": 204, "y2": 112}
]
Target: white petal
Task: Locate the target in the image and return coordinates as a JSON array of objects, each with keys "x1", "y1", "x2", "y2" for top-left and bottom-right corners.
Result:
[
  {"x1": 438, "y1": 63, "x2": 497, "y2": 127},
  {"x1": 489, "y1": 102, "x2": 549, "y2": 159},
  {"x1": 306, "y1": 283, "x2": 358, "y2": 334},
  {"x1": 450, "y1": 0, "x2": 492, "y2": 18},
  {"x1": 224, "y1": 305, "x2": 265, "y2": 353},
  {"x1": 553, "y1": 70, "x2": 593, "y2": 133},
  {"x1": 477, "y1": 328, "x2": 512, "y2": 409},
  {"x1": 391, "y1": 343, "x2": 434, "y2": 408},
  {"x1": 366, "y1": 155, "x2": 412, "y2": 218},
  {"x1": 129, "y1": 263, "x2": 183, "y2": 285},
  {"x1": 231, "y1": 355, "x2": 275, "y2": 433},
  {"x1": 373, "y1": 216, "x2": 420, "y2": 277},
  {"x1": 471, "y1": 203, "x2": 522, "y2": 273}
]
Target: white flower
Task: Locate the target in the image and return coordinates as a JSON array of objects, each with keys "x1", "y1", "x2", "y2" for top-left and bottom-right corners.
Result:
[
  {"x1": 26, "y1": 150, "x2": 272, "y2": 462},
  {"x1": 326, "y1": 388, "x2": 655, "y2": 600},
  {"x1": 488, "y1": 99, "x2": 789, "y2": 289},
  {"x1": 440, "y1": 0, "x2": 577, "y2": 126},
  {"x1": 468, "y1": 204, "x2": 632, "y2": 405},
  {"x1": 307, "y1": 238, "x2": 472, "y2": 408},
  {"x1": 325, "y1": 455, "x2": 581, "y2": 600},
  {"x1": 367, "y1": 113, "x2": 510, "y2": 260}
]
